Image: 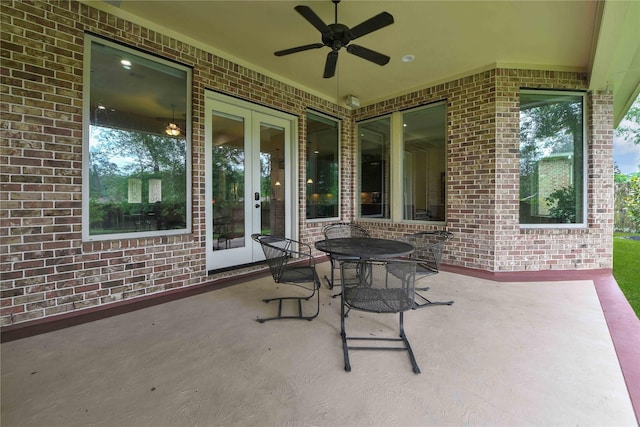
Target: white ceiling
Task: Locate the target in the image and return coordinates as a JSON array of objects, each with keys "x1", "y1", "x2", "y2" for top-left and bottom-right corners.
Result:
[{"x1": 96, "y1": 0, "x2": 639, "y2": 123}]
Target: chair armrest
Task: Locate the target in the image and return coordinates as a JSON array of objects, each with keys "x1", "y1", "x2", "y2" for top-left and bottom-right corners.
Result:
[{"x1": 284, "y1": 239, "x2": 316, "y2": 267}]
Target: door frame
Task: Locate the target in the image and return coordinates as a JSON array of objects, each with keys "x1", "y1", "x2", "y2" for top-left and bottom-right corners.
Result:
[{"x1": 204, "y1": 90, "x2": 299, "y2": 271}]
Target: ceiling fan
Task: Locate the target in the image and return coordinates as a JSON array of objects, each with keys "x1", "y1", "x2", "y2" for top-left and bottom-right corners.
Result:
[{"x1": 274, "y1": 0, "x2": 394, "y2": 78}]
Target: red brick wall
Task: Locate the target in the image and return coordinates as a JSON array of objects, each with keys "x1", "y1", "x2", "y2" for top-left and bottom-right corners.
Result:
[{"x1": 0, "y1": 1, "x2": 614, "y2": 327}]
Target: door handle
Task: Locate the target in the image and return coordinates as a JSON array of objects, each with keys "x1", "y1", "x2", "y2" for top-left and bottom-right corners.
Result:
[{"x1": 254, "y1": 192, "x2": 260, "y2": 201}]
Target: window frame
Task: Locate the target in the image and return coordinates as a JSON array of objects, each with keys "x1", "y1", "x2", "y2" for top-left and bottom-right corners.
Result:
[
  {"x1": 81, "y1": 34, "x2": 193, "y2": 241},
  {"x1": 518, "y1": 89, "x2": 588, "y2": 229}
]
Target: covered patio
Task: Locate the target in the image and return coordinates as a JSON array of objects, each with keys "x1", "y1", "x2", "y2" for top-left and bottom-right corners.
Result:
[
  {"x1": 2, "y1": 2, "x2": 640, "y2": 424},
  {"x1": 1, "y1": 261, "x2": 638, "y2": 426}
]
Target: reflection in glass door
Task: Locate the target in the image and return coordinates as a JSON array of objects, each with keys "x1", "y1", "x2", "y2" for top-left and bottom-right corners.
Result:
[
  {"x1": 205, "y1": 93, "x2": 295, "y2": 271},
  {"x1": 259, "y1": 123, "x2": 285, "y2": 238},
  {"x1": 211, "y1": 112, "x2": 246, "y2": 252}
]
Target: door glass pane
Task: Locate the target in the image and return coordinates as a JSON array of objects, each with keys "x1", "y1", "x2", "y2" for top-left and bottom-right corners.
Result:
[
  {"x1": 212, "y1": 112, "x2": 245, "y2": 250},
  {"x1": 358, "y1": 117, "x2": 391, "y2": 219},
  {"x1": 260, "y1": 123, "x2": 285, "y2": 237},
  {"x1": 306, "y1": 112, "x2": 339, "y2": 219},
  {"x1": 402, "y1": 104, "x2": 447, "y2": 221}
]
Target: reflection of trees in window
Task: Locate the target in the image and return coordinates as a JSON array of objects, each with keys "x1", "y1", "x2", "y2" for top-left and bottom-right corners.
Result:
[
  {"x1": 212, "y1": 144, "x2": 245, "y2": 203},
  {"x1": 519, "y1": 92, "x2": 584, "y2": 224},
  {"x1": 260, "y1": 152, "x2": 272, "y2": 202},
  {"x1": 89, "y1": 127, "x2": 187, "y2": 234}
]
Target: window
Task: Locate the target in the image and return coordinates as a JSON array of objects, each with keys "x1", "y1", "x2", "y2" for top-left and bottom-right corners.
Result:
[
  {"x1": 357, "y1": 103, "x2": 447, "y2": 222},
  {"x1": 519, "y1": 90, "x2": 585, "y2": 226},
  {"x1": 82, "y1": 35, "x2": 192, "y2": 240},
  {"x1": 358, "y1": 117, "x2": 391, "y2": 219},
  {"x1": 306, "y1": 112, "x2": 339, "y2": 220},
  {"x1": 402, "y1": 103, "x2": 447, "y2": 221}
]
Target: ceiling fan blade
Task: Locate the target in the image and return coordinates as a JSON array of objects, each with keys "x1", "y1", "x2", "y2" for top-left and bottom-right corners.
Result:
[
  {"x1": 348, "y1": 12, "x2": 394, "y2": 40},
  {"x1": 346, "y1": 44, "x2": 390, "y2": 66},
  {"x1": 295, "y1": 5, "x2": 331, "y2": 35},
  {"x1": 275, "y1": 43, "x2": 324, "y2": 56},
  {"x1": 323, "y1": 50, "x2": 338, "y2": 78}
]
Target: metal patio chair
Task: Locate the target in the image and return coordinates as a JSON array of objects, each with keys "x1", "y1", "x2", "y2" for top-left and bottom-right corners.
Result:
[
  {"x1": 340, "y1": 258, "x2": 421, "y2": 374},
  {"x1": 322, "y1": 223, "x2": 370, "y2": 292},
  {"x1": 401, "y1": 230, "x2": 454, "y2": 308},
  {"x1": 251, "y1": 234, "x2": 321, "y2": 323}
]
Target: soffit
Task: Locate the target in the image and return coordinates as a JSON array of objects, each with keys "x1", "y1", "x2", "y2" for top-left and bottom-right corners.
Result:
[{"x1": 92, "y1": 1, "x2": 638, "y2": 121}]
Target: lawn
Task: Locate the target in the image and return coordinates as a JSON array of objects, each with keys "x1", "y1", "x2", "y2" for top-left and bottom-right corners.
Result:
[{"x1": 613, "y1": 233, "x2": 640, "y2": 319}]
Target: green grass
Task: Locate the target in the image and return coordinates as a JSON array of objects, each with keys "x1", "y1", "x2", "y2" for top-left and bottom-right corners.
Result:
[{"x1": 613, "y1": 233, "x2": 640, "y2": 319}]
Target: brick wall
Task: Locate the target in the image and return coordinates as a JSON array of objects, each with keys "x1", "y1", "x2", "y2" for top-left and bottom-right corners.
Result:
[
  {"x1": 0, "y1": 1, "x2": 348, "y2": 326},
  {"x1": 0, "y1": 1, "x2": 615, "y2": 327},
  {"x1": 354, "y1": 69, "x2": 614, "y2": 272}
]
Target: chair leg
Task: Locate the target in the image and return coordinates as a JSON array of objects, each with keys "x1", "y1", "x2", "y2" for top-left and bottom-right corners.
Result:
[
  {"x1": 398, "y1": 312, "x2": 421, "y2": 374},
  {"x1": 412, "y1": 275, "x2": 453, "y2": 309},
  {"x1": 325, "y1": 263, "x2": 345, "y2": 300},
  {"x1": 340, "y1": 292, "x2": 351, "y2": 372},
  {"x1": 341, "y1": 302, "x2": 420, "y2": 373},
  {"x1": 257, "y1": 278, "x2": 320, "y2": 323},
  {"x1": 412, "y1": 291, "x2": 454, "y2": 309},
  {"x1": 324, "y1": 259, "x2": 338, "y2": 289}
]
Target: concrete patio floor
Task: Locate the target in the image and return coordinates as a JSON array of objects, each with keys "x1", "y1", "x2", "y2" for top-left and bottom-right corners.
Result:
[{"x1": 1, "y1": 261, "x2": 638, "y2": 426}]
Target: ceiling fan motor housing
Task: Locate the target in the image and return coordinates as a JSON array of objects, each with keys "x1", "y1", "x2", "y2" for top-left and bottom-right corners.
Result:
[{"x1": 323, "y1": 23, "x2": 351, "y2": 50}]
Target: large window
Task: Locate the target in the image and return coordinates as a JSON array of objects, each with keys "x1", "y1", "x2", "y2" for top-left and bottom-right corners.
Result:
[
  {"x1": 82, "y1": 35, "x2": 192, "y2": 240},
  {"x1": 358, "y1": 103, "x2": 446, "y2": 222},
  {"x1": 306, "y1": 112, "x2": 339, "y2": 220},
  {"x1": 402, "y1": 103, "x2": 447, "y2": 221},
  {"x1": 519, "y1": 90, "x2": 585, "y2": 226}
]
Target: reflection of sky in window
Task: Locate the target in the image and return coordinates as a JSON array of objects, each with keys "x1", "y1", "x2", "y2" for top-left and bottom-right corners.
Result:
[
  {"x1": 90, "y1": 126, "x2": 136, "y2": 169},
  {"x1": 520, "y1": 109, "x2": 575, "y2": 161}
]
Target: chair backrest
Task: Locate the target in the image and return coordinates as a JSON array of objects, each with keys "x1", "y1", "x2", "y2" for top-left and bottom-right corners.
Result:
[
  {"x1": 251, "y1": 234, "x2": 290, "y2": 282},
  {"x1": 323, "y1": 223, "x2": 370, "y2": 240},
  {"x1": 402, "y1": 231, "x2": 453, "y2": 274},
  {"x1": 341, "y1": 259, "x2": 416, "y2": 313},
  {"x1": 252, "y1": 234, "x2": 316, "y2": 283}
]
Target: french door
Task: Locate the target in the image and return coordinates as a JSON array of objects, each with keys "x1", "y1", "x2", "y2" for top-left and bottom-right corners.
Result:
[{"x1": 205, "y1": 92, "x2": 297, "y2": 271}]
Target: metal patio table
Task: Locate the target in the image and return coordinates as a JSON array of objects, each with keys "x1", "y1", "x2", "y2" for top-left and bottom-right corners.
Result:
[{"x1": 315, "y1": 237, "x2": 414, "y2": 259}]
